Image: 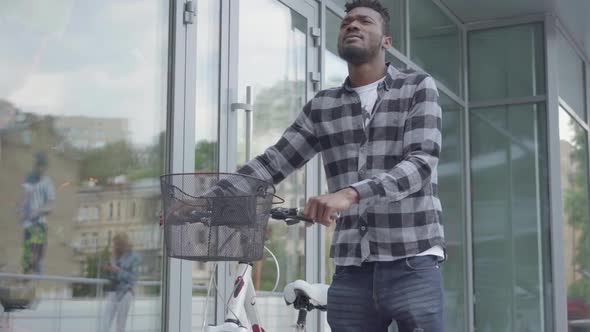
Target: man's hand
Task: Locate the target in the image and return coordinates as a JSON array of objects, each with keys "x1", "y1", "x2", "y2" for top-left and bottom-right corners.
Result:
[{"x1": 303, "y1": 187, "x2": 359, "y2": 226}]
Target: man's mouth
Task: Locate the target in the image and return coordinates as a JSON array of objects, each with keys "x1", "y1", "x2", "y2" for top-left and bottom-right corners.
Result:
[{"x1": 344, "y1": 34, "x2": 362, "y2": 41}]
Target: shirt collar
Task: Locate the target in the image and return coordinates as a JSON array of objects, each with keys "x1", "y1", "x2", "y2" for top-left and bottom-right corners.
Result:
[{"x1": 342, "y1": 62, "x2": 399, "y2": 93}]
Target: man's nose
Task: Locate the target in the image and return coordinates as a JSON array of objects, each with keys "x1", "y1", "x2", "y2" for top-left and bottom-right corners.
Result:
[{"x1": 346, "y1": 22, "x2": 360, "y2": 31}]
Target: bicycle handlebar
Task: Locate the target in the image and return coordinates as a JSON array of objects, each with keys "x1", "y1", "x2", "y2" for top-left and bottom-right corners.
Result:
[
  {"x1": 161, "y1": 204, "x2": 315, "y2": 227},
  {"x1": 270, "y1": 207, "x2": 314, "y2": 225}
]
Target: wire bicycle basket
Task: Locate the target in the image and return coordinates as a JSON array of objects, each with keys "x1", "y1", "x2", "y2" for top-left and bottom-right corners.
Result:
[{"x1": 160, "y1": 173, "x2": 280, "y2": 262}]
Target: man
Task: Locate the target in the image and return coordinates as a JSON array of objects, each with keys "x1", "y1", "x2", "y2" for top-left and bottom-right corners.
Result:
[
  {"x1": 19, "y1": 152, "x2": 55, "y2": 274},
  {"x1": 236, "y1": 0, "x2": 444, "y2": 330},
  {"x1": 101, "y1": 233, "x2": 140, "y2": 332}
]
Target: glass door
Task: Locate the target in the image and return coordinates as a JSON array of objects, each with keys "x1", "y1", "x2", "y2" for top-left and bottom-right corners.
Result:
[{"x1": 225, "y1": 0, "x2": 318, "y2": 330}]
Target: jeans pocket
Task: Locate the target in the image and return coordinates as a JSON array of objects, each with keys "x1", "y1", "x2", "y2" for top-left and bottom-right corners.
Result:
[{"x1": 405, "y1": 255, "x2": 440, "y2": 271}]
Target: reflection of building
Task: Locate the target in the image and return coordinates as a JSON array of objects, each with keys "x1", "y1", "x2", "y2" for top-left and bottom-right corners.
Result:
[
  {"x1": 53, "y1": 116, "x2": 129, "y2": 150},
  {"x1": 72, "y1": 178, "x2": 162, "y2": 278}
]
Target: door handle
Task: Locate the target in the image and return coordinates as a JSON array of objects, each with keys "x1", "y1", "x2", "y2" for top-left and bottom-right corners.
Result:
[{"x1": 230, "y1": 86, "x2": 254, "y2": 161}]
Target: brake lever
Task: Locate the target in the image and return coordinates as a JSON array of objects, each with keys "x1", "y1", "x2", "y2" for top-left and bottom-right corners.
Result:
[
  {"x1": 271, "y1": 208, "x2": 314, "y2": 225},
  {"x1": 285, "y1": 218, "x2": 300, "y2": 226}
]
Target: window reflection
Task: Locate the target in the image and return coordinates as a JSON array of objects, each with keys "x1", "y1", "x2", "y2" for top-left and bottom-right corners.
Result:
[
  {"x1": 233, "y1": 0, "x2": 308, "y2": 329},
  {"x1": 471, "y1": 103, "x2": 549, "y2": 331},
  {"x1": 438, "y1": 94, "x2": 466, "y2": 332},
  {"x1": 192, "y1": 0, "x2": 219, "y2": 325},
  {"x1": 559, "y1": 107, "x2": 590, "y2": 327},
  {"x1": 557, "y1": 35, "x2": 586, "y2": 120},
  {"x1": 0, "y1": 1, "x2": 168, "y2": 331},
  {"x1": 325, "y1": 9, "x2": 348, "y2": 89},
  {"x1": 469, "y1": 24, "x2": 545, "y2": 102},
  {"x1": 410, "y1": 0, "x2": 461, "y2": 95}
]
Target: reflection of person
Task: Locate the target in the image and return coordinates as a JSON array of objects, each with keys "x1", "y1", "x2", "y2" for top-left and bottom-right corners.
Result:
[
  {"x1": 101, "y1": 233, "x2": 140, "y2": 332},
  {"x1": 233, "y1": 1, "x2": 444, "y2": 330},
  {"x1": 19, "y1": 152, "x2": 55, "y2": 274}
]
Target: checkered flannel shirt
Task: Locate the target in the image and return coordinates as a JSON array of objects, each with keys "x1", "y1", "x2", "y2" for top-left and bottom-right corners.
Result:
[{"x1": 238, "y1": 63, "x2": 444, "y2": 266}]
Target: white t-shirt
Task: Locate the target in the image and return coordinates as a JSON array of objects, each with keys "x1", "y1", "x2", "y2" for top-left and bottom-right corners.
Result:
[
  {"x1": 351, "y1": 76, "x2": 385, "y2": 128},
  {"x1": 352, "y1": 77, "x2": 445, "y2": 261},
  {"x1": 415, "y1": 245, "x2": 445, "y2": 260}
]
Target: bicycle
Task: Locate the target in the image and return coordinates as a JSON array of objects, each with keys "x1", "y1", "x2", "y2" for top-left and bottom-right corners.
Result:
[{"x1": 160, "y1": 173, "x2": 330, "y2": 332}]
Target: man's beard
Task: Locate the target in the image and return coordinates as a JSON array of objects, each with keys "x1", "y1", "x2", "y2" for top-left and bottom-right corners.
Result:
[{"x1": 338, "y1": 41, "x2": 380, "y2": 65}]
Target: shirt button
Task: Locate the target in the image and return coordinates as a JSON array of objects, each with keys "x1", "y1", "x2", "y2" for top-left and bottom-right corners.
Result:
[{"x1": 360, "y1": 226, "x2": 366, "y2": 231}]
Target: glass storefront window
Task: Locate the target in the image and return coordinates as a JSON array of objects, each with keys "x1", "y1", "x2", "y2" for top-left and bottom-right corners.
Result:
[
  {"x1": 322, "y1": 9, "x2": 337, "y2": 278},
  {"x1": 559, "y1": 107, "x2": 590, "y2": 327},
  {"x1": 192, "y1": 0, "x2": 220, "y2": 326},
  {"x1": 410, "y1": 0, "x2": 462, "y2": 96},
  {"x1": 471, "y1": 103, "x2": 550, "y2": 331},
  {"x1": 0, "y1": 1, "x2": 169, "y2": 331},
  {"x1": 438, "y1": 94, "x2": 466, "y2": 332},
  {"x1": 587, "y1": 66, "x2": 590, "y2": 117},
  {"x1": 386, "y1": 52, "x2": 406, "y2": 71},
  {"x1": 469, "y1": 24, "x2": 546, "y2": 103},
  {"x1": 557, "y1": 33, "x2": 586, "y2": 120},
  {"x1": 234, "y1": 0, "x2": 309, "y2": 329},
  {"x1": 325, "y1": 9, "x2": 348, "y2": 89}
]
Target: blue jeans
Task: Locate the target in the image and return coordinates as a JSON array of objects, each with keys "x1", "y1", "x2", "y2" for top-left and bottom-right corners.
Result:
[{"x1": 327, "y1": 255, "x2": 444, "y2": 332}]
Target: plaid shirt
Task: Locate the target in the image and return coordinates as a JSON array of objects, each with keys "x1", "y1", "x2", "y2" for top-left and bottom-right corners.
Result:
[{"x1": 239, "y1": 64, "x2": 444, "y2": 266}]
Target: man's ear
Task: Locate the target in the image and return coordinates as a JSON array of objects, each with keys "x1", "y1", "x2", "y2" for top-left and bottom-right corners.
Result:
[{"x1": 382, "y1": 35, "x2": 393, "y2": 50}]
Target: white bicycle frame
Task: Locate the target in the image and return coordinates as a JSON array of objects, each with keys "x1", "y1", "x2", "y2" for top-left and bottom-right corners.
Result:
[
  {"x1": 205, "y1": 262, "x2": 309, "y2": 332},
  {"x1": 206, "y1": 263, "x2": 260, "y2": 332}
]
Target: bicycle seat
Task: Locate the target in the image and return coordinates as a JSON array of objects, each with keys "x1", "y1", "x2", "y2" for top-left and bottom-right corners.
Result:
[{"x1": 283, "y1": 280, "x2": 329, "y2": 307}]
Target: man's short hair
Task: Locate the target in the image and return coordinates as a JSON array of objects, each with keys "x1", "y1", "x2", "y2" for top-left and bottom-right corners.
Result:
[{"x1": 345, "y1": 0, "x2": 390, "y2": 35}]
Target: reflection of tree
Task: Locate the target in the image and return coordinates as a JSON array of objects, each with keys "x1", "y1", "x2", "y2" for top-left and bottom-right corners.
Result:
[
  {"x1": 257, "y1": 225, "x2": 305, "y2": 291},
  {"x1": 72, "y1": 247, "x2": 111, "y2": 297},
  {"x1": 253, "y1": 79, "x2": 305, "y2": 188},
  {"x1": 79, "y1": 141, "x2": 139, "y2": 183},
  {"x1": 78, "y1": 132, "x2": 165, "y2": 183},
  {"x1": 129, "y1": 132, "x2": 166, "y2": 180},
  {"x1": 195, "y1": 140, "x2": 217, "y2": 171},
  {"x1": 249, "y1": 79, "x2": 307, "y2": 290},
  {"x1": 254, "y1": 80, "x2": 304, "y2": 142},
  {"x1": 564, "y1": 118, "x2": 590, "y2": 305}
]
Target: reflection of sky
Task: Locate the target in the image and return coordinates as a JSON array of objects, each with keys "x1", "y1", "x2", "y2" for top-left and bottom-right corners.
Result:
[
  {"x1": 236, "y1": 0, "x2": 307, "y2": 152},
  {"x1": 238, "y1": 0, "x2": 305, "y2": 94},
  {"x1": 196, "y1": 0, "x2": 220, "y2": 143},
  {"x1": 325, "y1": 51, "x2": 347, "y2": 88},
  {"x1": 0, "y1": 1, "x2": 169, "y2": 146},
  {"x1": 559, "y1": 107, "x2": 577, "y2": 144},
  {"x1": 196, "y1": 0, "x2": 309, "y2": 143}
]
